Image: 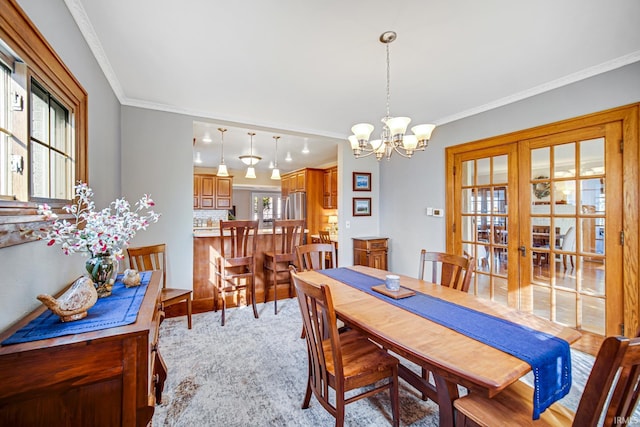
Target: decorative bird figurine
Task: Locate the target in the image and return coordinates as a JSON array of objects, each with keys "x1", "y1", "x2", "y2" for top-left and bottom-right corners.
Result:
[
  {"x1": 37, "y1": 276, "x2": 98, "y2": 322},
  {"x1": 123, "y1": 269, "x2": 141, "y2": 288}
]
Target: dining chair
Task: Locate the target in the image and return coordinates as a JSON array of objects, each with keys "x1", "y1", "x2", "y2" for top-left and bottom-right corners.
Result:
[
  {"x1": 454, "y1": 334, "x2": 640, "y2": 427},
  {"x1": 262, "y1": 219, "x2": 305, "y2": 315},
  {"x1": 296, "y1": 243, "x2": 337, "y2": 272},
  {"x1": 126, "y1": 243, "x2": 192, "y2": 329},
  {"x1": 215, "y1": 220, "x2": 259, "y2": 326},
  {"x1": 418, "y1": 250, "x2": 475, "y2": 293},
  {"x1": 291, "y1": 272, "x2": 400, "y2": 427},
  {"x1": 318, "y1": 230, "x2": 336, "y2": 267}
]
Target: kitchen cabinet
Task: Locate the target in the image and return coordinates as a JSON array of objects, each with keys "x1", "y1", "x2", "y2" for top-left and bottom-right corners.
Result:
[
  {"x1": 216, "y1": 177, "x2": 232, "y2": 209},
  {"x1": 193, "y1": 174, "x2": 233, "y2": 210},
  {"x1": 323, "y1": 166, "x2": 338, "y2": 209},
  {"x1": 200, "y1": 176, "x2": 215, "y2": 208},
  {"x1": 194, "y1": 175, "x2": 201, "y2": 209},
  {"x1": 0, "y1": 272, "x2": 165, "y2": 426},
  {"x1": 353, "y1": 237, "x2": 388, "y2": 270}
]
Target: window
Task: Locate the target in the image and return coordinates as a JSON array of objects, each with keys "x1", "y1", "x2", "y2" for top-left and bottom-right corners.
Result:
[
  {"x1": 251, "y1": 192, "x2": 283, "y2": 227},
  {"x1": 0, "y1": 0, "x2": 88, "y2": 248},
  {"x1": 30, "y1": 80, "x2": 74, "y2": 200}
]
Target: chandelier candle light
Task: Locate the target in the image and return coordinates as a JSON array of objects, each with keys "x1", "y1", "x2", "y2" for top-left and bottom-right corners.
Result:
[
  {"x1": 349, "y1": 31, "x2": 436, "y2": 161},
  {"x1": 241, "y1": 132, "x2": 260, "y2": 179},
  {"x1": 216, "y1": 127, "x2": 229, "y2": 177}
]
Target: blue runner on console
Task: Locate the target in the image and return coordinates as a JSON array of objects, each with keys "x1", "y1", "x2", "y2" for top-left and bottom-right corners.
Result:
[
  {"x1": 1, "y1": 271, "x2": 152, "y2": 346},
  {"x1": 320, "y1": 267, "x2": 571, "y2": 419}
]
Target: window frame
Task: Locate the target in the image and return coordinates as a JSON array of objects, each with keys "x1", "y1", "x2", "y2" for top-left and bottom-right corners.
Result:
[{"x1": 0, "y1": 0, "x2": 88, "y2": 248}]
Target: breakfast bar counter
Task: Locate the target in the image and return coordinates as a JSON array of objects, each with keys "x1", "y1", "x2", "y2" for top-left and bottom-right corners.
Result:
[{"x1": 192, "y1": 228, "x2": 307, "y2": 313}]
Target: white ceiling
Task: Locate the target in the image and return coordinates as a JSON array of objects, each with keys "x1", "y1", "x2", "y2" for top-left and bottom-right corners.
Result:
[{"x1": 65, "y1": 0, "x2": 640, "y2": 175}]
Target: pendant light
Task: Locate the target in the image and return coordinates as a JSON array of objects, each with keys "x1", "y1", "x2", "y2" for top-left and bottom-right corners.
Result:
[
  {"x1": 216, "y1": 128, "x2": 229, "y2": 177},
  {"x1": 271, "y1": 136, "x2": 281, "y2": 180},
  {"x1": 244, "y1": 132, "x2": 257, "y2": 179}
]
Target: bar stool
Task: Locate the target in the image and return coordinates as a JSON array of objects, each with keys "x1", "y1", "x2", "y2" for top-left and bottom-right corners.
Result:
[
  {"x1": 215, "y1": 220, "x2": 259, "y2": 326},
  {"x1": 263, "y1": 219, "x2": 305, "y2": 314}
]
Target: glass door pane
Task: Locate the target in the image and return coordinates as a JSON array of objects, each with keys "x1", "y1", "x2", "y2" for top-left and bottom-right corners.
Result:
[{"x1": 521, "y1": 127, "x2": 622, "y2": 336}]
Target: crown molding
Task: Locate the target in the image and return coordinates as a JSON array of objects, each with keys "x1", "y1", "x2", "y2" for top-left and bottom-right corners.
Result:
[{"x1": 434, "y1": 51, "x2": 640, "y2": 126}]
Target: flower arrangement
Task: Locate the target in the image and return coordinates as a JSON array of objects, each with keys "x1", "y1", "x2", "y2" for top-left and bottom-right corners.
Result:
[{"x1": 38, "y1": 182, "x2": 160, "y2": 259}]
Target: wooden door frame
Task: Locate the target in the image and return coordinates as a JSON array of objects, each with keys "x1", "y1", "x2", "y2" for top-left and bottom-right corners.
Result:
[{"x1": 446, "y1": 103, "x2": 639, "y2": 336}]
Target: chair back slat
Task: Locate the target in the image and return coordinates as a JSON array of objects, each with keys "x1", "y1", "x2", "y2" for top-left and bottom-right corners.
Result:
[
  {"x1": 570, "y1": 335, "x2": 640, "y2": 426},
  {"x1": 418, "y1": 250, "x2": 473, "y2": 292},
  {"x1": 296, "y1": 243, "x2": 336, "y2": 271},
  {"x1": 318, "y1": 230, "x2": 332, "y2": 244},
  {"x1": 220, "y1": 220, "x2": 259, "y2": 260},
  {"x1": 127, "y1": 243, "x2": 167, "y2": 288}
]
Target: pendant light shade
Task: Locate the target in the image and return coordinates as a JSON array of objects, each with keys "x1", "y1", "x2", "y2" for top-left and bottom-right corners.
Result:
[
  {"x1": 243, "y1": 132, "x2": 258, "y2": 179},
  {"x1": 216, "y1": 128, "x2": 229, "y2": 177},
  {"x1": 271, "y1": 135, "x2": 281, "y2": 180}
]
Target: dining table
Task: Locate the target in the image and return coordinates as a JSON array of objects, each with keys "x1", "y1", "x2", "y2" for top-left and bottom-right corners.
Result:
[{"x1": 295, "y1": 265, "x2": 582, "y2": 427}]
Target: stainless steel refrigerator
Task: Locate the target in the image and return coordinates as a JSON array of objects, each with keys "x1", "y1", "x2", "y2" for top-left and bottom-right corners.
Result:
[{"x1": 285, "y1": 192, "x2": 306, "y2": 221}]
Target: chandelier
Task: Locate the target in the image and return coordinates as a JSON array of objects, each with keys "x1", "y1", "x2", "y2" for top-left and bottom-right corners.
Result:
[
  {"x1": 216, "y1": 127, "x2": 229, "y2": 177},
  {"x1": 271, "y1": 136, "x2": 281, "y2": 180},
  {"x1": 349, "y1": 31, "x2": 435, "y2": 161},
  {"x1": 240, "y1": 132, "x2": 260, "y2": 178}
]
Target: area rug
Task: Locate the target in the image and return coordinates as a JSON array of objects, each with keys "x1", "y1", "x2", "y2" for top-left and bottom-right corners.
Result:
[{"x1": 152, "y1": 299, "x2": 624, "y2": 426}]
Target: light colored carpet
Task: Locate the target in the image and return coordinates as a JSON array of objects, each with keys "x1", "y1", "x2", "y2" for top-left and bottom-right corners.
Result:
[{"x1": 152, "y1": 299, "x2": 616, "y2": 426}]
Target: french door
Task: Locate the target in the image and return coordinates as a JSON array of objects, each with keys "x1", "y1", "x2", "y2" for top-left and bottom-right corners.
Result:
[{"x1": 451, "y1": 121, "x2": 624, "y2": 336}]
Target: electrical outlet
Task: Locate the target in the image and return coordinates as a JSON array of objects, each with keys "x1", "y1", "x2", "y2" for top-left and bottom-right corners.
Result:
[{"x1": 433, "y1": 208, "x2": 444, "y2": 217}]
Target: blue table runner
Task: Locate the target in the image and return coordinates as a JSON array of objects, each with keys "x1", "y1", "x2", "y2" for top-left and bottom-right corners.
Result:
[
  {"x1": 1, "y1": 271, "x2": 152, "y2": 346},
  {"x1": 321, "y1": 267, "x2": 571, "y2": 419}
]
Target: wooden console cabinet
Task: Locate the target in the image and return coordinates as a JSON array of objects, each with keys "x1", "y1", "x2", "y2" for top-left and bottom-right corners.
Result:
[
  {"x1": 353, "y1": 237, "x2": 388, "y2": 270},
  {"x1": 0, "y1": 271, "x2": 164, "y2": 427}
]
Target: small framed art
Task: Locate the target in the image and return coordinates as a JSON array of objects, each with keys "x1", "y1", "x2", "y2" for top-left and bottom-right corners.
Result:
[
  {"x1": 352, "y1": 172, "x2": 371, "y2": 191},
  {"x1": 352, "y1": 197, "x2": 371, "y2": 216}
]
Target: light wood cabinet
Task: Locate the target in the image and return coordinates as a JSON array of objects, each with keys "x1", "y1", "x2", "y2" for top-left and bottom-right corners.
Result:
[
  {"x1": 194, "y1": 174, "x2": 233, "y2": 210},
  {"x1": 353, "y1": 237, "x2": 388, "y2": 270},
  {"x1": 216, "y1": 177, "x2": 232, "y2": 209},
  {"x1": 200, "y1": 176, "x2": 215, "y2": 208},
  {"x1": 0, "y1": 272, "x2": 164, "y2": 426},
  {"x1": 323, "y1": 166, "x2": 338, "y2": 209}
]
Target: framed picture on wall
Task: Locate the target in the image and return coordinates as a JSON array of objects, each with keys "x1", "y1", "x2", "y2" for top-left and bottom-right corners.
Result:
[
  {"x1": 352, "y1": 197, "x2": 372, "y2": 216},
  {"x1": 353, "y1": 172, "x2": 371, "y2": 191}
]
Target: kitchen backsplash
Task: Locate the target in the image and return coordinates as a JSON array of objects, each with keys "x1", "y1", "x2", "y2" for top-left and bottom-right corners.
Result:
[{"x1": 193, "y1": 210, "x2": 228, "y2": 227}]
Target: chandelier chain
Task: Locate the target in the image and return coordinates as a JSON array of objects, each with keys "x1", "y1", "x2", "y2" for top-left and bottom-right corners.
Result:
[{"x1": 386, "y1": 42, "x2": 391, "y2": 119}]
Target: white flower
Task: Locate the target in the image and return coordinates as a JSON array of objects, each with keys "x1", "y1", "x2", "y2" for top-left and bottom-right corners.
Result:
[{"x1": 38, "y1": 182, "x2": 160, "y2": 259}]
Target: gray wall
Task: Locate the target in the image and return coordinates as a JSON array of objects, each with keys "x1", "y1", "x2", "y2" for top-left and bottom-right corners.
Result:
[
  {"x1": 0, "y1": 0, "x2": 121, "y2": 331},
  {"x1": 380, "y1": 61, "x2": 640, "y2": 276}
]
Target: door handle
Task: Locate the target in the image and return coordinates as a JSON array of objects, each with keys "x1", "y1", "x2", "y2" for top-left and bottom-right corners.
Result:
[{"x1": 519, "y1": 245, "x2": 526, "y2": 257}]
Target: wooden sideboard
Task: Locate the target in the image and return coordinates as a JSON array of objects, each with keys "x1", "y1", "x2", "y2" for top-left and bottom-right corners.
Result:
[
  {"x1": 353, "y1": 237, "x2": 388, "y2": 270},
  {"x1": 0, "y1": 271, "x2": 164, "y2": 427}
]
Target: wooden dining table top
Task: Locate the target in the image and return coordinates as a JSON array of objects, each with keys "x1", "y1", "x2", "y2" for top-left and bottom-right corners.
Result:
[{"x1": 297, "y1": 265, "x2": 582, "y2": 397}]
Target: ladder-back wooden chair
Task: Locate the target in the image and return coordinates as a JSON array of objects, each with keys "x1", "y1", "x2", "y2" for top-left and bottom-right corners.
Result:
[
  {"x1": 291, "y1": 272, "x2": 400, "y2": 427},
  {"x1": 418, "y1": 250, "x2": 475, "y2": 293},
  {"x1": 296, "y1": 243, "x2": 337, "y2": 272},
  {"x1": 454, "y1": 334, "x2": 640, "y2": 426},
  {"x1": 215, "y1": 220, "x2": 259, "y2": 326},
  {"x1": 318, "y1": 230, "x2": 336, "y2": 267},
  {"x1": 126, "y1": 243, "x2": 192, "y2": 329},
  {"x1": 263, "y1": 219, "x2": 305, "y2": 315}
]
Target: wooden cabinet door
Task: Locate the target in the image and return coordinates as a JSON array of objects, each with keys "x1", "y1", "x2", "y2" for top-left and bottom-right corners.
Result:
[
  {"x1": 323, "y1": 167, "x2": 338, "y2": 208},
  {"x1": 215, "y1": 177, "x2": 232, "y2": 209},
  {"x1": 193, "y1": 175, "x2": 201, "y2": 209},
  {"x1": 295, "y1": 171, "x2": 306, "y2": 192},
  {"x1": 330, "y1": 167, "x2": 338, "y2": 209},
  {"x1": 200, "y1": 176, "x2": 215, "y2": 208}
]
